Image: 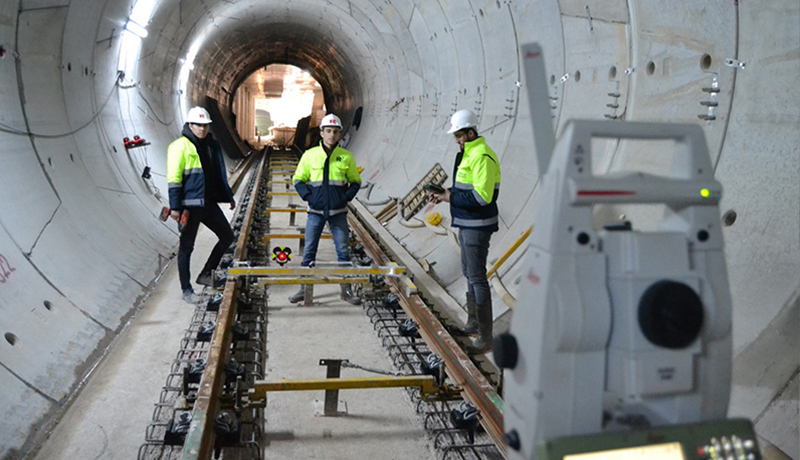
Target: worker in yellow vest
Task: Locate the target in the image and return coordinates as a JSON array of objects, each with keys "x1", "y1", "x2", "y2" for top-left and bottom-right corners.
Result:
[
  {"x1": 290, "y1": 113, "x2": 362, "y2": 305},
  {"x1": 167, "y1": 106, "x2": 235, "y2": 304},
  {"x1": 428, "y1": 109, "x2": 501, "y2": 353}
]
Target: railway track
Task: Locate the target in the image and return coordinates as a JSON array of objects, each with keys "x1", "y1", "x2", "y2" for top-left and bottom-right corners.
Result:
[{"x1": 138, "y1": 148, "x2": 507, "y2": 460}]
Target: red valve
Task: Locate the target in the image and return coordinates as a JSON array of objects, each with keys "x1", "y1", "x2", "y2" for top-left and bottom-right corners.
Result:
[{"x1": 124, "y1": 135, "x2": 147, "y2": 148}]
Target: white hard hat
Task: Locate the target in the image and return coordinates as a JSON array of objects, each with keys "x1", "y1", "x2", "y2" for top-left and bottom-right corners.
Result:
[
  {"x1": 320, "y1": 113, "x2": 342, "y2": 129},
  {"x1": 186, "y1": 106, "x2": 212, "y2": 124},
  {"x1": 447, "y1": 109, "x2": 478, "y2": 134}
]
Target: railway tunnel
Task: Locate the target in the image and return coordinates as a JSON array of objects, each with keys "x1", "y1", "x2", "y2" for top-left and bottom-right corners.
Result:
[{"x1": 0, "y1": 0, "x2": 798, "y2": 459}]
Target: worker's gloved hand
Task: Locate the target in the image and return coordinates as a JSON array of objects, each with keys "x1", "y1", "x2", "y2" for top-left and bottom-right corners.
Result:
[
  {"x1": 170, "y1": 210, "x2": 181, "y2": 221},
  {"x1": 428, "y1": 189, "x2": 450, "y2": 204},
  {"x1": 229, "y1": 199, "x2": 236, "y2": 210}
]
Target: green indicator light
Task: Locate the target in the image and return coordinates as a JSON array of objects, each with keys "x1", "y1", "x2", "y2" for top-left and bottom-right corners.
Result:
[{"x1": 701, "y1": 188, "x2": 710, "y2": 198}]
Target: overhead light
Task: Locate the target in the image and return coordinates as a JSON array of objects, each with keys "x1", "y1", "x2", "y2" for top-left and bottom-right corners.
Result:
[{"x1": 125, "y1": 19, "x2": 148, "y2": 38}]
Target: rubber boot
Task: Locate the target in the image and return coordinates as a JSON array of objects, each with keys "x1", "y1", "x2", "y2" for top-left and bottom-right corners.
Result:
[
  {"x1": 466, "y1": 303, "x2": 493, "y2": 354},
  {"x1": 453, "y1": 293, "x2": 478, "y2": 336},
  {"x1": 340, "y1": 284, "x2": 361, "y2": 305},
  {"x1": 288, "y1": 286, "x2": 306, "y2": 303}
]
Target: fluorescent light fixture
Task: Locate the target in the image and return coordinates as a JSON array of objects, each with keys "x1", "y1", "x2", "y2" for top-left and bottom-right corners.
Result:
[
  {"x1": 129, "y1": 0, "x2": 158, "y2": 25},
  {"x1": 118, "y1": 31, "x2": 140, "y2": 75},
  {"x1": 178, "y1": 35, "x2": 206, "y2": 117},
  {"x1": 125, "y1": 19, "x2": 148, "y2": 38},
  {"x1": 117, "y1": 0, "x2": 157, "y2": 73}
]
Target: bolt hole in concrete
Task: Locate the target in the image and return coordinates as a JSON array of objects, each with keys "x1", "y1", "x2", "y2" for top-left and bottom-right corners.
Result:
[
  {"x1": 44, "y1": 301, "x2": 53, "y2": 311},
  {"x1": 722, "y1": 210, "x2": 737, "y2": 227},
  {"x1": 574, "y1": 70, "x2": 581, "y2": 82},
  {"x1": 701, "y1": 53, "x2": 712, "y2": 70},
  {"x1": 609, "y1": 66, "x2": 617, "y2": 80},
  {"x1": 5, "y1": 332, "x2": 18, "y2": 346},
  {"x1": 646, "y1": 61, "x2": 656, "y2": 75},
  {"x1": 550, "y1": 74, "x2": 555, "y2": 85}
]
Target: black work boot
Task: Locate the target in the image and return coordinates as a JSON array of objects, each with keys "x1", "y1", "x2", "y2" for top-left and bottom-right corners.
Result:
[
  {"x1": 288, "y1": 286, "x2": 306, "y2": 303},
  {"x1": 340, "y1": 284, "x2": 361, "y2": 305},
  {"x1": 453, "y1": 293, "x2": 478, "y2": 336},
  {"x1": 466, "y1": 303, "x2": 493, "y2": 354},
  {"x1": 196, "y1": 271, "x2": 213, "y2": 287}
]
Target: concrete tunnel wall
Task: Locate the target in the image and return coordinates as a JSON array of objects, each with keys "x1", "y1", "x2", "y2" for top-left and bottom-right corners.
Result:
[{"x1": 0, "y1": 0, "x2": 798, "y2": 458}]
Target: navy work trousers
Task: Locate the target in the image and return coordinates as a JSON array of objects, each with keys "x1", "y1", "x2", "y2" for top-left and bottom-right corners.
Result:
[
  {"x1": 458, "y1": 228, "x2": 492, "y2": 306},
  {"x1": 177, "y1": 203, "x2": 235, "y2": 291}
]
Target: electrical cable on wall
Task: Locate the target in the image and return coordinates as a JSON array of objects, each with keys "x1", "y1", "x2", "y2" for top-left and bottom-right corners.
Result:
[{"x1": 0, "y1": 71, "x2": 127, "y2": 138}]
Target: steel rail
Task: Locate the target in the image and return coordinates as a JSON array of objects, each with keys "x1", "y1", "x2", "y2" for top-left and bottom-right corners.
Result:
[
  {"x1": 228, "y1": 148, "x2": 265, "y2": 193},
  {"x1": 181, "y1": 150, "x2": 506, "y2": 458},
  {"x1": 347, "y1": 213, "x2": 507, "y2": 457},
  {"x1": 180, "y1": 154, "x2": 268, "y2": 460}
]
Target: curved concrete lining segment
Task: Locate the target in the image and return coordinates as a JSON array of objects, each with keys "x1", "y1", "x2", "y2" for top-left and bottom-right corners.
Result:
[{"x1": 0, "y1": 0, "x2": 797, "y2": 458}]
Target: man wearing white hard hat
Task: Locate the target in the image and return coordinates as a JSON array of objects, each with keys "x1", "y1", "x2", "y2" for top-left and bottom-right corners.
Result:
[
  {"x1": 290, "y1": 113, "x2": 363, "y2": 305},
  {"x1": 428, "y1": 109, "x2": 502, "y2": 354},
  {"x1": 167, "y1": 106, "x2": 236, "y2": 304}
]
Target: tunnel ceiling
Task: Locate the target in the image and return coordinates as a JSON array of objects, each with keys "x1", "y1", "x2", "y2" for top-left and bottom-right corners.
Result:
[{"x1": 151, "y1": 0, "x2": 382, "y2": 121}]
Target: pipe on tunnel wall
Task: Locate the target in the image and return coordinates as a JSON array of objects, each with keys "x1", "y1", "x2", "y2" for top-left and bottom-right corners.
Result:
[{"x1": 0, "y1": 0, "x2": 798, "y2": 458}]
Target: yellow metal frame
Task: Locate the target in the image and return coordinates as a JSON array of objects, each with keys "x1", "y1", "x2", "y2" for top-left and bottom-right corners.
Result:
[
  {"x1": 267, "y1": 181, "x2": 293, "y2": 186},
  {"x1": 249, "y1": 375, "x2": 439, "y2": 401},
  {"x1": 228, "y1": 266, "x2": 406, "y2": 277},
  {"x1": 486, "y1": 225, "x2": 532, "y2": 278},
  {"x1": 399, "y1": 273, "x2": 418, "y2": 296},
  {"x1": 267, "y1": 192, "x2": 299, "y2": 197},
  {"x1": 262, "y1": 233, "x2": 332, "y2": 248},
  {"x1": 264, "y1": 208, "x2": 307, "y2": 214},
  {"x1": 256, "y1": 276, "x2": 371, "y2": 286}
]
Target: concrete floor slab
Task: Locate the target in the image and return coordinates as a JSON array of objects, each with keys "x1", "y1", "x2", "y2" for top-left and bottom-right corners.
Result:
[
  {"x1": 754, "y1": 371, "x2": 799, "y2": 459},
  {"x1": 259, "y1": 210, "x2": 435, "y2": 459},
  {"x1": 31, "y1": 223, "x2": 218, "y2": 460},
  {"x1": 30, "y1": 208, "x2": 437, "y2": 460}
]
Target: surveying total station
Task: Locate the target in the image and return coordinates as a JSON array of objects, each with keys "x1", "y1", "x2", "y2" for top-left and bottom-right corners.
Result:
[{"x1": 494, "y1": 43, "x2": 761, "y2": 460}]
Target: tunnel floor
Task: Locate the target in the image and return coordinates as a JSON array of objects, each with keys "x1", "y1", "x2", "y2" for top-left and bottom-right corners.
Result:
[{"x1": 30, "y1": 182, "x2": 438, "y2": 460}]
